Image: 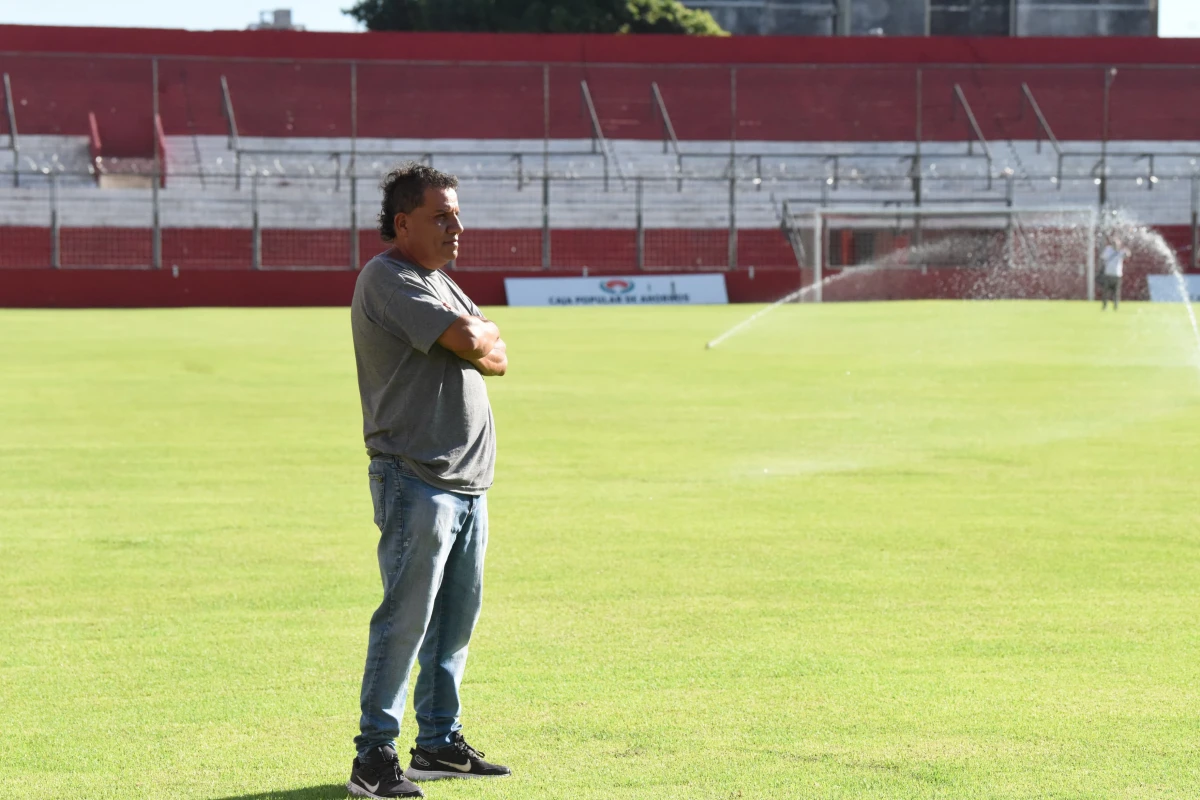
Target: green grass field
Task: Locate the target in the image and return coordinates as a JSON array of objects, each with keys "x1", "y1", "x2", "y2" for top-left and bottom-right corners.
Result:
[{"x1": 2, "y1": 301, "x2": 1199, "y2": 799}]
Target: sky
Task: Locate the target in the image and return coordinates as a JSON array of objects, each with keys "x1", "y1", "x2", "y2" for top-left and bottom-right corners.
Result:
[
  {"x1": 0, "y1": 0, "x2": 1197, "y2": 37},
  {"x1": 0, "y1": 0, "x2": 365, "y2": 33}
]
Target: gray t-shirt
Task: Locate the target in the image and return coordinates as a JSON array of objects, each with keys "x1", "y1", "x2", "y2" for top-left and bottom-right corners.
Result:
[{"x1": 350, "y1": 251, "x2": 496, "y2": 495}]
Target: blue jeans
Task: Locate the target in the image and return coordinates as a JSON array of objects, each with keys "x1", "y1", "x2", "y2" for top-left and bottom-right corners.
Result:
[{"x1": 355, "y1": 455, "x2": 488, "y2": 756}]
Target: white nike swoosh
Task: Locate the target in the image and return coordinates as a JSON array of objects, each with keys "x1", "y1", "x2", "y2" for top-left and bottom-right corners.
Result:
[
  {"x1": 437, "y1": 758, "x2": 473, "y2": 772},
  {"x1": 361, "y1": 779, "x2": 381, "y2": 792}
]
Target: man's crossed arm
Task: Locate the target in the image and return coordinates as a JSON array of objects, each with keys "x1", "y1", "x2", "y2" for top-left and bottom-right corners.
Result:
[
  {"x1": 436, "y1": 313, "x2": 508, "y2": 377},
  {"x1": 470, "y1": 337, "x2": 507, "y2": 377}
]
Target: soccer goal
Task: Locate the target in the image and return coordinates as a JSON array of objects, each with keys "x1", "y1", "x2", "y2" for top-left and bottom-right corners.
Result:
[{"x1": 781, "y1": 205, "x2": 1100, "y2": 302}]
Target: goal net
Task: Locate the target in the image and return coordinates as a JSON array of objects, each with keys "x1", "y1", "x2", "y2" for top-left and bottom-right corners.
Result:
[{"x1": 782, "y1": 205, "x2": 1099, "y2": 302}]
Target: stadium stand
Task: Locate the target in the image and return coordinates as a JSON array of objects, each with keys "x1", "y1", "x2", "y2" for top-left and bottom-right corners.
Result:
[{"x1": 1, "y1": 25, "x2": 1199, "y2": 304}]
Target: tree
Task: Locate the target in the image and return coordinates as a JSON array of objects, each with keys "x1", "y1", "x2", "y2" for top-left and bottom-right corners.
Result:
[
  {"x1": 344, "y1": 0, "x2": 729, "y2": 36},
  {"x1": 622, "y1": 0, "x2": 726, "y2": 35}
]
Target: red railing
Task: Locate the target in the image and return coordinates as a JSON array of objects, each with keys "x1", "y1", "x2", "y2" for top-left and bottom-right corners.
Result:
[
  {"x1": 154, "y1": 113, "x2": 167, "y2": 187},
  {"x1": 86, "y1": 110, "x2": 102, "y2": 184}
]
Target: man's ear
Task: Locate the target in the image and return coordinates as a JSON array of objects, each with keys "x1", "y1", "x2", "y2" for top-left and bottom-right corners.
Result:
[{"x1": 393, "y1": 212, "x2": 406, "y2": 237}]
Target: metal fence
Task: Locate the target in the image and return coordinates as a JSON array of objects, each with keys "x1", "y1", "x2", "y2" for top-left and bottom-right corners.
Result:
[
  {"x1": 4, "y1": 53, "x2": 1200, "y2": 182},
  {"x1": 3, "y1": 53, "x2": 1200, "y2": 270},
  {"x1": 1, "y1": 168, "x2": 1197, "y2": 271}
]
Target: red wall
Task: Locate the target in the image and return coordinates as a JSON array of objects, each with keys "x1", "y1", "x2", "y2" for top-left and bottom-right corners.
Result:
[
  {"x1": 0, "y1": 267, "x2": 809, "y2": 307},
  {"x1": 4, "y1": 25, "x2": 1199, "y2": 65},
  {"x1": 5, "y1": 25, "x2": 1200, "y2": 145},
  {"x1": 1, "y1": 225, "x2": 1188, "y2": 273},
  {"x1": 1, "y1": 224, "x2": 1190, "y2": 306},
  {"x1": 0, "y1": 228, "x2": 794, "y2": 271},
  {"x1": 0, "y1": 263, "x2": 1169, "y2": 308},
  {"x1": 2, "y1": 25, "x2": 1197, "y2": 307}
]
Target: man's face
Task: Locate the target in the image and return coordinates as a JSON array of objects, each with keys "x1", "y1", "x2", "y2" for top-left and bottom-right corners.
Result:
[{"x1": 394, "y1": 187, "x2": 463, "y2": 270}]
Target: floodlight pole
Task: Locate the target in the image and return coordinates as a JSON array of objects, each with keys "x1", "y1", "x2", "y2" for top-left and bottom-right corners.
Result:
[
  {"x1": 49, "y1": 172, "x2": 60, "y2": 268},
  {"x1": 349, "y1": 63, "x2": 359, "y2": 271},
  {"x1": 913, "y1": 69, "x2": 924, "y2": 267},
  {"x1": 728, "y1": 176, "x2": 737, "y2": 270},
  {"x1": 349, "y1": 61, "x2": 358, "y2": 173},
  {"x1": 837, "y1": 0, "x2": 852, "y2": 35},
  {"x1": 1192, "y1": 175, "x2": 1198, "y2": 271},
  {"x1": 1086, "y1": 208, "x2": 1097, "y2": 302},
  {"x1": 542, "y1": 65, "x2": 550, "y2": 178},
  {"x1": 635, "y1": 177, "x2": 645, "y2": 271},
  {"x1": 251, "y1": 172, "x2": 261, "y2": 271},
  {"x1": 1100, "y1": 67, "x2": 1115, "y2": 208},
  {"x1": 1005, "y1": 174, "x2": 1015, "y2": 269},
  {"x1": 542, "y1": 65, "x2": 551, "y2": 270},
  {"x1": 349, "y1": 175, "x2": 359, "y2": 270},
  {"x1": 541, "y1": 173, "x2": 551, "y2": 270},
  {"x1": 729, "y1": 67, "x2": 737, "y2": 179},
  {"x1": 913, "y1": 69, "x2": 923, "y2": 209},
  {"x1": 812, "y1": 210, "x2": 823, "y2": 303},
  {"x1": 151, "y1": 57, "x2": 162, "y2": 270}
]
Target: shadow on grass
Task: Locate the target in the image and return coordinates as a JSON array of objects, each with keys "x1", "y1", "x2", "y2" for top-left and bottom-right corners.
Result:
[{"x1": 212, "y1": 785, "x2": 348, "y2": 800}]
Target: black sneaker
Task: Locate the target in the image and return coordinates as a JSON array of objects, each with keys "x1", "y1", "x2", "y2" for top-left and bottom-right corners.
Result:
[
  {"x1": 347, "y1": 744, "x2": 425, "y2": 798},
  {"x1": 405, "y1": 732, "x2": 511, "y2": 781}
]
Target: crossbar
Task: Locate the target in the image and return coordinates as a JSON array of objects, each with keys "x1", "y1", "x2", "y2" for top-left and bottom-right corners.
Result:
[{"x1": 809, "y1": 205, "x2": 1095, "y2": 217}]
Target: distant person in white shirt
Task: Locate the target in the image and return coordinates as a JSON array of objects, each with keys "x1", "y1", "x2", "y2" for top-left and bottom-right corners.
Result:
[{"x1": 1100, "y1": 236, "x2": 1130, "y2": 311}]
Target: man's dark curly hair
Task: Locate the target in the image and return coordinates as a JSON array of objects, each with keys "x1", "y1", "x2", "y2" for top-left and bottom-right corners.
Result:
[{"x1": 378, "y1": 162, "x2": 459, "y2": 242}]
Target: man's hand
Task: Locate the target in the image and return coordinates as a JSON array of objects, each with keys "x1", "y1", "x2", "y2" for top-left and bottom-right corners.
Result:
[
  {"x1": 469, "y1": 338, "x2": 507, "y2": 377},
  {"x1": 436, "y1": 313, "x2": 500, "y2": 361}
]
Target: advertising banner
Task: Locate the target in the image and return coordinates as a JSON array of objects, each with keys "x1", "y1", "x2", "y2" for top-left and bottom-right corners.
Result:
[
  {"x1": 1147, "y1": 274, "x2": 1200, "y2": 302},
  {"x1": 504, "y1": 274, "x2": 728, "y2": 307}
]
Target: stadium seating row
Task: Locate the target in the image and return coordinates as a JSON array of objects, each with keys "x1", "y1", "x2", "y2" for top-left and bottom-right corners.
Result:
[
  {"x1": 2, "y1": 32, "x2": 1198, "y2": 281},
  {"x1": 5, "y1": 56, "x2": 1200, "y2": 156}
]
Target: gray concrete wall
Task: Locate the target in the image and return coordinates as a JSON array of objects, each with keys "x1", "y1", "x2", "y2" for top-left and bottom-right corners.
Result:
[
  {"x1": 685, "y1": 0, "x2": 1156, "y2": 36},
  {"x1": 1017, "y1": 2, "x2": 1154, "y2": 36}
]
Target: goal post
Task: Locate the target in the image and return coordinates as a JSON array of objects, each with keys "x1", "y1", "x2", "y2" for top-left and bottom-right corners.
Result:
[{"x1": 782, "y1": 205, "x2": 1100, "y2": 303}]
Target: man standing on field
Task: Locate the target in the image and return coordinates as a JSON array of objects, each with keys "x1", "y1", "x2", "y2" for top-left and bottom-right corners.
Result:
[
  {"x1": 1100, "y1": 235, "x2": 1130, "y2": 311},
  {"x1": 347, "y1": 163, "x2": 510, "y2": 800}
]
